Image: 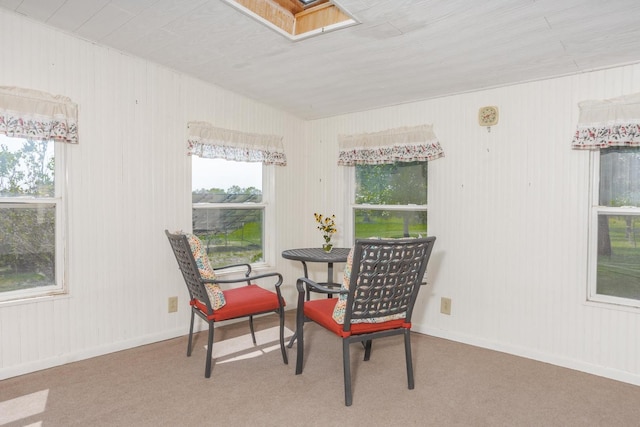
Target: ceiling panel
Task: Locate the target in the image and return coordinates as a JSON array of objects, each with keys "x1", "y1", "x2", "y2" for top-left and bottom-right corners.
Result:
[
  {"x1": 46, "y1": 0, "x2": 110, "y2": 31},
  {"x1": 13, "y1": 0, "x2": 66, "y2": 22},
  {"x1": 75, "y1": 3, "x2": 134, "y2": 40},
  {"x1": 2, "y1": 0, "x2": 640, "y2": 119}
]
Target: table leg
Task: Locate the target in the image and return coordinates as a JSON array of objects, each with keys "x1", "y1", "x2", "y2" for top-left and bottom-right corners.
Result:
[{"x1": 327, "y1": 262, "x2": 334, "y2": 298}]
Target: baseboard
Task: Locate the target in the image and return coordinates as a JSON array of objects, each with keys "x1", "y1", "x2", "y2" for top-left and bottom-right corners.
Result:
[
  {"x1": 10, "y1": 317, "x2": 637, "y2": 387},
  {"x1": 0, "y1": 313, "x2": 286, "y2": 380},
  {"x1": 0, "y1": 327, "x2": 186, "y2": 381},
  {"x1": 414, "y1": 323, "x2": 640, "y2": 387}
]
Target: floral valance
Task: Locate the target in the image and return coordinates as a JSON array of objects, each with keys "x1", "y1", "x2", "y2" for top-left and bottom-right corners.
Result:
[
  {"x1": 571, "y1": 92, "x2": 640, "y2": 150},
  {"x1": 0, "y1": 86, "x2": 78, "y2": 144},
  {"x1": 337, "y1": 124, "x2": 445, "y2": 165},
  {"x1": 187, "y1": 121, "x2": 286, "y2": 166}
]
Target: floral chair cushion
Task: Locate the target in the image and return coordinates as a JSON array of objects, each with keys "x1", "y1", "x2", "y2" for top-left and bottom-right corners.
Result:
[
  {"x1": 331, "y1": 244, "x2": 407, "y2": 325},
  {"x1": 185, "y1": 233, "x2": 226, "y2": 310},
  {"x1": 331, "y1": 248, "x2": 353, "y2": 324}
]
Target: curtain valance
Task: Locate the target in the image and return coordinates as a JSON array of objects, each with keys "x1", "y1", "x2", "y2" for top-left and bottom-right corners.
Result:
[
  {"x1": 187, "y1": 121, "x2": 286, "y2": 166},
  {"x1": 337, "y1": 124, "x2": 445, "y2": 165},
  {"x1": 571, "y1": 92, "x2": 640, "y2": 150},
  {"x1": 0, "y1": 86, "x2": 78, "y2": 144}
]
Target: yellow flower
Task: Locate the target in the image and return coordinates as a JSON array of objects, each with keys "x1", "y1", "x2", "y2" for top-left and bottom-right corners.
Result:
[{"x1": 314, "y1": 213, "x2": 337, "y2": 239}]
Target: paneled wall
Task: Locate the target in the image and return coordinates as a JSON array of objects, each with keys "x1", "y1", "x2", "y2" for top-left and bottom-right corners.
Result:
[
  {"x1": 1, "y1": 8, "x2": 640, "y2": 387},
  {"x1": 0, "y1": 9, "x2": 304, "y2": 379},
  {"x1": 310, "y1": 66, "x2": 640, "y2": 386}
]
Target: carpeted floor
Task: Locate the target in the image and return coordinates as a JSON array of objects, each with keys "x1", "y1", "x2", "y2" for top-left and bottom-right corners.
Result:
[{"x1": 2, "y1": 311, "x2": 640, "y2": 426}]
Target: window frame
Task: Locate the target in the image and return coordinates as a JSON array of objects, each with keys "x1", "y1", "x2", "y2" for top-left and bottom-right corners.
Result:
[
  {"x1": 345, "y1": 161, "x2": 428, "y2": 243},
  {"x1": 0, "y1": 136, "x2": 67, "y2": 303},
  {"x1": 191, "y1": 158, "x2": 275, "y2": 270},
  {"x1": 587, "y1": 150, "x2": 640, "y2": 308}
]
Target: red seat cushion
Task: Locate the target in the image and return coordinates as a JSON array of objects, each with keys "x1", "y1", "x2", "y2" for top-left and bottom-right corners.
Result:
[
  {"x1": 304, "y1": 298, "x2": 410, "y2": 338},
  {"x1": 191, "y1": 284, "x2": 283, "y2": 321}
]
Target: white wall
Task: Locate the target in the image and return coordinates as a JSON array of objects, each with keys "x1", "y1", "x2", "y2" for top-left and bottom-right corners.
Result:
[
  {"x1": 0, "y1": 9, "x2": 305, "y2": 379},
  {"x1": 308, "y1": 67, "x2": 640, "y2": 386},
  {"x1": 1, "y1": 8, "x2": 640, "y2": 387}
]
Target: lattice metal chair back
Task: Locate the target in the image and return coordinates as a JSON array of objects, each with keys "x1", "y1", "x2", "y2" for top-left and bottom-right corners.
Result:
[
  {"x1": 165, "y1": 230, "x2": 287, "y2": 378},
  {"x1": 344, "y1": 239, "x2": 430, "y2": 329},
  {"x1": 166, "y1": 232, "x2": 213, "y2": 311},
  {"x1": 295, "y1": 236, "x2": 436, "y2": 406}
]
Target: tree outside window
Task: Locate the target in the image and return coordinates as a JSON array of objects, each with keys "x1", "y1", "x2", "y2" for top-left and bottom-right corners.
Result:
[
  {"x1": 192, "y1": 157, "x2": 266, "y2": 267},
  {"x1": 354, "y1": 161, "x2": 428, "y2": 239},
  {"x1": 0, "y1": 135, "x2": 59, "y2": 296},
  {"x1": 592, "y1": 147, "x2": 640, "y2": 303}
]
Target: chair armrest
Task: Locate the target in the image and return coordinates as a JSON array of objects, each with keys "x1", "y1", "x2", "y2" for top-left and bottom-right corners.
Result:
[
  {"x1": 295, "y1": 277, "x2": 347, "y2": 316},
  {"x1": 201, "y1": 272, "x2": 282, "y2": 295},
  {"x1": 213, "y1": 263, "x2": 252, "y2": 277},
  {"x1": 208, "y1": 271, "x2": 283, "y2": 288},
  {"x1": 296, "y1": 277, "x2": 346, "y2": 295}
]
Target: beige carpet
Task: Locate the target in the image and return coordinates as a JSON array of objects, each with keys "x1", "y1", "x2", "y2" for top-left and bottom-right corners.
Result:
[
  {"x1": 2, "y1": 311, "x2": 640, "y2": 427},
  {"x1": 206, "y1": 325, "x2": 294, "y2": 364}
]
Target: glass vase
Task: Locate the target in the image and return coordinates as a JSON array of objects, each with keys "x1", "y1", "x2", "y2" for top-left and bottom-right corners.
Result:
[{"x1": 322, "y1": 242, "x2": 333, "y2": 253}]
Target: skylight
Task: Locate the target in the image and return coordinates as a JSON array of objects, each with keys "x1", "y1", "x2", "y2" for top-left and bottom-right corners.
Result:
[{"x1": 223, "y1": 0, "x2": 358, "y2": 41}]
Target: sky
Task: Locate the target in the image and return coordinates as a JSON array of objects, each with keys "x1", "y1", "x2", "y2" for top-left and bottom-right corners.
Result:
[{"x1": 191, "y1": 156, "x2": 262, "y2": 192}]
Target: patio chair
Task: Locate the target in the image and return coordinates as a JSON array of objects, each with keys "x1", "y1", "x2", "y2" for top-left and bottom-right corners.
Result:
[
  {"x1": 295, "y1": 236, "x2": 436, "y2": 406},
  {"x1": 165, "y1": 230, "x2": 287, "y2": 378}
]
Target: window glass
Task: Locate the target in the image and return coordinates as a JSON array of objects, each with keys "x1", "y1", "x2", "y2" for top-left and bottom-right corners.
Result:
[
  {"x1": 592, "y1": 147, "x2": 640, "y2": 303},
  {"x1": 353, "y1": 161, "x2": 428, "y2": 239},
  {"x1": 0, "y1": 135, "x2": 61, "y2": 298},
  {"x1": 192, "y1": 157, "x2": 264, "y2": 267},
  {"x1": 0, "y1": 138, "x2": 54, "y2": 197},
  {"x1": 599, "y1": 147, "x2": 640, "y2": 206}
]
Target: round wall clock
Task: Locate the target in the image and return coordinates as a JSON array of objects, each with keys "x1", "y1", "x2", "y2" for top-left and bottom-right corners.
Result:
[{"x1": 478, "y1": 106, "x2": 499, "y2": 126}]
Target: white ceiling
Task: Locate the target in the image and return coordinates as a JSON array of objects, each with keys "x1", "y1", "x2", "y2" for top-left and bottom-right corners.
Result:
[{"x1": 2, "y1": 0, "x2": 640, "y2": 120}]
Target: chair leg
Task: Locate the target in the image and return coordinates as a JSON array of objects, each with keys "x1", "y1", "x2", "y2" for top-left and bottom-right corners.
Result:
[
  {"x1": 363, "y1": 339, "x2": 372, "y2": 361},
  {"x1": 343, "y1": 339, "x2": 353, "y2": 406},
  {"x1": 249, "y1": 315, "x2": 257, "y2": 344},
  {"x1": 279, "y1": 309, "x2": 288, "y2": 364},
  {"x1": 295, "y1": 307, "x2": 305, "y2": 375},
  {"x1": 404, "y1": 329, "x2": 414, "y2": 390},
  {"x1": 187, "y1": 309, "x2": 195, "y2": 357},
  {"x1": 286, "y1": 332, "x2": 297, "y2": 348},
  {"x1": 205, "y1": 320, "x2": 215, "y2": 378}
]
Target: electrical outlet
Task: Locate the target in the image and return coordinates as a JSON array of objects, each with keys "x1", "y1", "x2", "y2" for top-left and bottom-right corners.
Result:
[
  {"x1": 168, "y1": 296, "x2": 178, "y2": 313},
  {"x1": 440, "y1": 297, "x2": 452, "y2": 315}
]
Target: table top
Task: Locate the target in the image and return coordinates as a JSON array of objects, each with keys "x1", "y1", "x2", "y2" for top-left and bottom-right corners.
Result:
[{"x1": 281, "y1": 247, "x2": 350, "y2": 263}]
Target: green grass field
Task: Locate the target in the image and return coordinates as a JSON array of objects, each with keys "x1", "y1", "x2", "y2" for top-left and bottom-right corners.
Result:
[
  {"x1": 198, "y1": 215, "x2": 428, "y2": 266},
  {"x1": 7, "y1": 216, "x2": 635, "y2": 301},
  {"x1": 597, "y1": 216, "x2": 640, "y2": 300},
  {"x1": 354, "y1": 211, "x2": 427, "y2": 239},
  {"x1": 0, "y1": 270, "x2": 47, "y2": 292}
]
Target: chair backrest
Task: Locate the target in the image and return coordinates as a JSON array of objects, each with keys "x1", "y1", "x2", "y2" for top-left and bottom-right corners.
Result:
[
  {"x1": 165, "y1": 230, "x2": 213, "y2": 313},
  {"x1": 343, "y1": 237, "x2": 436, "y2": 328}
]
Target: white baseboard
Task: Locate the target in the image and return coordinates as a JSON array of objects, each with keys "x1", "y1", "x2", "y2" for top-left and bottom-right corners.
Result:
[
  {"x1": 0, "y1": 327, "x2": 186, "y2": 381},
  {"x1": 413, "y1": 322, "x2": 640, "y2": 387},
  {"x1": 0, "y1": 313, "x2": 286, "y2": 380}
]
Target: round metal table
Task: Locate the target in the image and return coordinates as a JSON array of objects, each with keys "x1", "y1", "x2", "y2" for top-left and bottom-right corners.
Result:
[
  {"x1": 281, "y1": 247, "x2": 350, "y2": 297},
  {"x1": 282, "y1": 247, "x2": 351, "y2": 348}
]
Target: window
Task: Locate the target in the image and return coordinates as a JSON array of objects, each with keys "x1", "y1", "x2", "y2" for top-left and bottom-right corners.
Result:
[
  {"x1": 0, "y1": 135, "x2": 65, "y2": 301},
  {"x1": 339, "y1": 124, "x2": 442, "y2": 242},
  {"x1": 186, "y1": 122, "x2": 285, "y2": 269},
  {"x1": 222, "y1": 0, "x2": 356, "y2": 41},
  {"x1": 589, "y1": 147, "x2": 640, "y2": 306},
  {"x1": 192, "y1": 157, "x2": 273, "y2": 268},
  {"x1": 351, "y1": 161, "x2": 428, "y2": 239}
]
